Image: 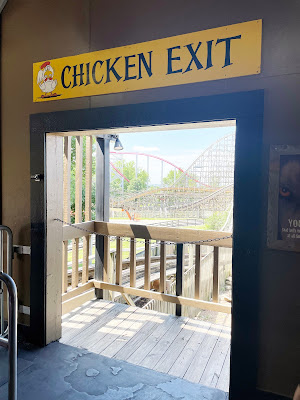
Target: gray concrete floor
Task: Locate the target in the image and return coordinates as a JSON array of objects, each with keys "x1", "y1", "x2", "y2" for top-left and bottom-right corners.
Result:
[{"x1": 0, "y1": 342, "x2": 228, "y2": 400}]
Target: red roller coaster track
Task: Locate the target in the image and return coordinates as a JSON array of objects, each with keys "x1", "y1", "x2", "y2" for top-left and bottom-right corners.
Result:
[{"x1": 110, "y1": 151, "x2": 210, "y2": 187}]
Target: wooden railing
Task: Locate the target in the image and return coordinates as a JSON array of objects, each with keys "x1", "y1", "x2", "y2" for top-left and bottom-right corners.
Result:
[
  {"x1": 62, "y1": 135, "x2": 94, "y2": 309},
  {"x1": 61, "y1": 220, "x2": 232, "y2": 315},
  {"x1": 60, "y1": 134, "x2": 232, "y2": 316}
]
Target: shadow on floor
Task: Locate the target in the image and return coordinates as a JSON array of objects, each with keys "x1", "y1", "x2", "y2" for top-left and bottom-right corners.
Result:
[{"x1": 0, "y1": 342, "x2": 228, "y2": 400}]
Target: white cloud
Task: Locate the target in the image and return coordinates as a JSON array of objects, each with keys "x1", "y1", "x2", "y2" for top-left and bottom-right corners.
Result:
[{"x1": 133, "y1": 145, "x2": 160, "y2": 153}]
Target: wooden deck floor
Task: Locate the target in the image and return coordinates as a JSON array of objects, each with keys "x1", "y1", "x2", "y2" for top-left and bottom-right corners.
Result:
[{"x1": 60, "y1": 299, "x2": 231, "y2": 392}]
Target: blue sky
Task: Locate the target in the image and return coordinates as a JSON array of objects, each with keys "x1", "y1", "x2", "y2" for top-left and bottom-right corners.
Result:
[{"x1": 110, "y1": 125, "x2": 236, "y2": 184}]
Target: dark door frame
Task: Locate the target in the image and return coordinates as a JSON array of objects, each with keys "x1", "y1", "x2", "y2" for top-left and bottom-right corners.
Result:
[{"x1": 30, "y1": 90, "x2": 264, "y2": 400}]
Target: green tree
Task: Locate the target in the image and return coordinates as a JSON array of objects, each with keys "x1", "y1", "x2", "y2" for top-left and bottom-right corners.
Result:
[
  {"x1": 202, "y1": 211, "x2": 228, "y2": 231},
  {"x1": 110, "y1": 160, "x2": 149, "y2": 195},
  {"x1": 163, "y1": 170, "x2": 183, "y2": 186},
  {"x1": 163, "y1": 169, "x2": 198, "y2": 188}
]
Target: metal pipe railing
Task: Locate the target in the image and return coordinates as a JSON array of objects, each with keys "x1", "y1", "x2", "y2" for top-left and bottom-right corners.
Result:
[
  {"x1": 0, "y1": 273, "x2": 17, "y2": 400},
  {"x1": 0, "y1": 226, "x2": 17, "y2": 400},
  {"x1": 0, "y1": 226, "x2": 13, "y2": 338}
]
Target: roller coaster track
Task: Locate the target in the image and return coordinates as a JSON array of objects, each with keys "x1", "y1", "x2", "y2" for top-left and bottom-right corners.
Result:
[
  {"x1": 111, "y1": 186, "x2": 216, "y2": 205},
  {"x1": 110, "y1": 151, "x2": 211, "y2": 187},
  {"x1": 110, "y1": 133, "x2": 235, "y2": 220},
  {"x1": 169, "y1": 184, "x2": 233, "y2": 211},
  {"x1": 172, "y1": 133, "x2": 235, "y2": 188},
  {"x1": 110, "y1": 162, "x2": 130, "y2": 182}
]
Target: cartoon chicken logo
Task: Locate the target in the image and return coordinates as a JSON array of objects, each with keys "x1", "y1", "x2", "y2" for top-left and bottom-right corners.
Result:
[{"x1": 37, "y1": 61, "x2": 60, "y2": 98}]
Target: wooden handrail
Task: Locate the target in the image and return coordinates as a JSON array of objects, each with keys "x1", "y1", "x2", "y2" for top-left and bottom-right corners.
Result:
[
  {"x1": 94, "y1": 221, "x2": 232, "y2": 247},
  {"x1": 62, "y1": 220, "x2": 232, "y2": 248},
  {"x1": 61, "y1": 219, "x2": 232, "y2": 316},
  {"x1": 63, "y1": 221, "x2": 95, "y2": 241},
  {"x1": 94, "y1": 281, "x2": 231, "y2": 314}
]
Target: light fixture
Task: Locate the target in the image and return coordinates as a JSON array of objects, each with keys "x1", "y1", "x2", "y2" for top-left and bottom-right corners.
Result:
[{"x1": 114, "y1": 136, "x2": 123, "y2": 151}]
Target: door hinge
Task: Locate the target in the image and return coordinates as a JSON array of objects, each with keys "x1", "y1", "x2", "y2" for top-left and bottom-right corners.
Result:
[
  {"x1": 13, "y1": 245, "x2": 31, "y2": 255},
  {"x1": 19, "y1": 305, "x2": 30, "y2": 315}
]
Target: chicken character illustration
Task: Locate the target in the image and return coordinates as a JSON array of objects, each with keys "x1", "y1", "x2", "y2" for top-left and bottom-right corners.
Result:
[{"x1": 37, "y1": 61, "x2": 58, "y2": 98}]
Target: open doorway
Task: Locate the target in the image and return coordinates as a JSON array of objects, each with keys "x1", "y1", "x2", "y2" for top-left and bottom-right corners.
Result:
[
  {"x1": 56, "y1": 121, "x2": 235, "y2": 393},
  {"x1": 30, "y1": 91, "x2": 264, "y2": 399}
]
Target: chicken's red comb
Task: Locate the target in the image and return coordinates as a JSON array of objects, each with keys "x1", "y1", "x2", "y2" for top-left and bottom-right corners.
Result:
[{"x1": 40, "y1": 61, "x2": 50, "y2": 69}]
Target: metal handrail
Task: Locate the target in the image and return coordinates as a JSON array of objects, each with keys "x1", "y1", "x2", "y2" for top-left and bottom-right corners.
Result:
[
  {"x1": 0, "y1": 226, "x2": 17, "y2": 400},
  {"x1": 0, "y1": 273, "x2": 17, "y2": 400},
  {"x1": 0, "y1": 226, "x2": 13, "y2": 337}
]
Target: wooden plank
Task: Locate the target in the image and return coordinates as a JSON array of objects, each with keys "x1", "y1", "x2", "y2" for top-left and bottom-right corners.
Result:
[
  {"x1": 46, "y1": 135, "x2": 64, "y2": 344},
  {"x1": 213, "y1": 247, "x2": 220, "y2": 303},
  {"x1": 75, "y1": 136, "x2": 83, "y2": 224},
  {"x1": 62, "y1": 289, "x2": 95, "y2": 315},
  {"x1": 61, "y1": 299, "x2": 99, "y2": 341},
  {"x1": 72, "y1": 238, "x2": 79, "y2": 288},
  {"x1": 216, "y1": 347, "x2": 231, "y2": 392},
  {"x1": 82, "y1": 136, "x2": 93, "y2": 284},
  {"x1": 159, "y1": 241, "x2": 166, "y2": 293},
  {"x1": 100, "y1": 308, "x2": 157, "y2": 358},
  {"x1": 94, "y1": 221, "x2": 232, "y2": 248},
  {"x1": 154, "y1": 318, "x2": 195, "y2": 373},
  {"x1": 194, "y1": 245, "x2": 202, "y2": 300},
  {"x1": 62, "y1": 298, "x2": 98, "y2": 322},
  {"x1": 68, "y1": 302, "x2": 128, "y2": 347},
  {"x1": 88, "y1": 306, "x2": 139, "y2": 354},
  {"x1": 52, "y1": 121, "x2": 235, "y2": 137},
  {"x1": 71, "y1": 137, "x2": 83, "y2": 288},
  {"x1": 184, "y1": 323, "x2": 223, "y2": 383},
  {"x1": 127, "y1": 315, "x2": 177, "y2": 365},
  {"x1": 140, "y1": 316, "x2": 188, "y2": 369},
  {"x1": 144, "y1": 239, "x2": 151, "y2": 290},
  {"x1": 103, "y1": 236, "x2": 110, "y2": 282},
  {"x1": 94, "y1": 281, "x2": 231, "y2": 313},
  {"x1": 176, "y1": 243, "x2": 184, "y2": 316},
  {"x1": 85, "y1": 136, "x2": 93, "y2": 221},
  {"x1": 63, "y1": 136, "x2": 71, "y2": 223},
  {"x1": 122, "y1": 293, "x2": 135, "y2": 306},
  {"x1": 63, "y1": 221, "x2": 95, "y2": 241},
  {"x1": 130, "y1": 239, "x2": 136, "y2": 287},
  {"x1": 113, "y1": 311, "x2": 162, "y2": 361},
  {"x1": 61, "y1": 299, "x2": 116, "y2": 343},
  {"x1": 62, "y1": 241, "x2": 68, "y2": 293},
  {"x1": 168, "y1": 320, "x2": 212, "y2": 378},
  {"x1": 199, "y1": 324, "x2": 231, "y2": 387},
  {"x1": 116, "y1": 237, "x2": 123, "y2": 285},
  {"x1": 62, "y1": 280, "x2": 95, "y2": 302},
  {"x1": 82, "y1": 236, "x2": 90, "y2": 283}
]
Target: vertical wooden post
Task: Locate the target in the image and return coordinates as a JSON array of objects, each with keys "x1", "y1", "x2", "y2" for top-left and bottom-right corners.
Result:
[
  {"x1": 75, "y1": 136, "x2": 83, "y2": 222},
  {"x1": 144, "y1": 239, "x2": 151, "y2": 290},
  {"x1": 82, "y1": 136, "x2": 92, "y2": 284},
  {"x1": 176, "y1": 243, "x2": 184, "y2": 316},
  {"x1": 72, "y1": 136, "x2": 82, "y2": 288},
  {"x1": 130, "y1": 239, "x2": 136, "y2": 287},
  {"x1": 195, "y1": 244, "x2": 202, "y2": 300},
  {"x1": 103, "y1": 236, "x2": 110, "y2": 283},
  {"x1": 71, "y1": 240, "x2": 79, "y2": 288},
  {"x1": 116, "y1": 237, "x2": 123, "y2": 285},
  {"x1": 62, "y1": 244, "x2": 68, "y2": 293},
  {"x1": 95, "y1": 137, "x2": 110, "y2": 298},
  {"x1": 62, "y1": 136, "x2": 71, "y2": 293},
  {"x1": 46, "y1": 135, "x2": 63, "y2": 343},
  {"x1": 63, "y1": 137, "x2": 71, "y2": 223},
  {"x1": 159, "y1": 241, "x2": 166, "y2": 293},
  {"x1": 213, "y1": 246, "x2": 220, "y2": 303}
]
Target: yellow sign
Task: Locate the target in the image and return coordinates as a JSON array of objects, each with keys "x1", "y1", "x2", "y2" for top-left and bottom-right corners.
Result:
[{"x1": 33, "y1": 19, "x2": 262, "y2": 102}]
